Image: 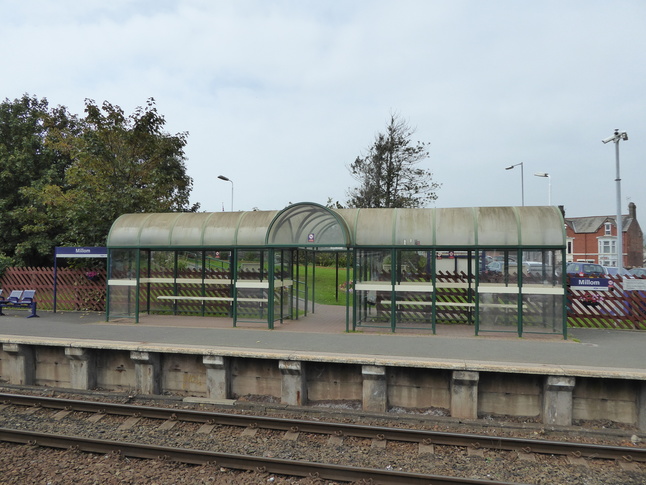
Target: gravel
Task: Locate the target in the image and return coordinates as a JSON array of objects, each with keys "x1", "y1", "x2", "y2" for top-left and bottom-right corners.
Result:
[{"x1": 0, "y1": 386, "x2": 645, "y2": 484}]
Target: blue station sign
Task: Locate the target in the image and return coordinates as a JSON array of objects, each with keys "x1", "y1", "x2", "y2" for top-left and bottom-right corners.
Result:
[
  {"x1": 570, "y1": 277, "x2": 610, "y2": 291},
  {"x1": 55, "y1": 247, "x2": 107, "y2": 258}
]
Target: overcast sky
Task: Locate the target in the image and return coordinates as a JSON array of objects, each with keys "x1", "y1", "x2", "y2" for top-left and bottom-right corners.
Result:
[{"x1": 2, "y1": 1, "x2": 645, "y2": 228}]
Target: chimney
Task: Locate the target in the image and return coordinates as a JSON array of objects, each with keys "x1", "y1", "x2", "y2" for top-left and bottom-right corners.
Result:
[
  {"x1": 629, "y1": 202, "x2": 636, "y2": 220},
  {"x1": 558, "y1": 205, "x2": 565, "y2": 218}
]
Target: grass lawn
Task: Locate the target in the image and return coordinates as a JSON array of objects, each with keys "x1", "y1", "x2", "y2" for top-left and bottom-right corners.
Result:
[{"x1": 304, "y1": 265, "x2": 352, "y2": 306}]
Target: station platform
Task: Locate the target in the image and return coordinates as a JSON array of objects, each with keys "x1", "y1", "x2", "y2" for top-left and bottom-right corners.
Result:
[{"x1": 0, "y1": 305, "x2": 644, "y2": 380}]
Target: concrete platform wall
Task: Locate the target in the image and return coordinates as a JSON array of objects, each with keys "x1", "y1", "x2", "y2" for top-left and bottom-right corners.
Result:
[
  {"x1": 35, "y1": 346, "x2": 71, "y2": 388},
  {"x1": 479, "y1": 373, "x2": 543, "y2": 419},
  {"x1": 386, "y1": 367, "x2": 451, "y2": 411},
  {"x1": 573, "y1": 378, "x2": 639, "y2": 424},
  {"x1": 1, "y1": 342, "x2": 645, "y2": 431},
  {"x1": 307, "y1": 362, "x2": 363, "y2": 402},
  {"x1": 230, "y1": 358, "x2": 282, "y2": 401},
  {"x1": 161, "y1": 354, "x2": 208, "y2": 397},
  {"x1": 95, "y1": 350, "x2": 136, "y2": 392}
]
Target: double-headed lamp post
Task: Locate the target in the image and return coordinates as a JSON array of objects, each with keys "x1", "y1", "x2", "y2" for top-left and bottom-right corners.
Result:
[
  {"x1": 217, "y1": 175, "x2": 234, "y2": 212},
  {"x1": 505, "y1": 162, "x2": 524, "y2": 206},
  {"x1": 602, "y1": 129, "x2": 628, "y2": 273},
  {"x1": 534, "y1": 172, "x2": 551, "y2": 205}
]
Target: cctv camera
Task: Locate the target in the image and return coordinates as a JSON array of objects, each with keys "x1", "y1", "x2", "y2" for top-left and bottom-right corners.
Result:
[
  {"x1": 620, "y1": 132, "x2": 628, "y2": 141},
  {"x1": 602, "y1": 135, "x2": 616, "y2": 144}
]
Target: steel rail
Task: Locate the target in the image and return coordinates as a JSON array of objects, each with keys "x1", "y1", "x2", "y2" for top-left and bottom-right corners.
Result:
[
  {"x1": 0, "y1": 428, "x2": 516, "y2": 485},
  {"x1": 2, "y1": 392, "x2": 644, "y2": 463}
]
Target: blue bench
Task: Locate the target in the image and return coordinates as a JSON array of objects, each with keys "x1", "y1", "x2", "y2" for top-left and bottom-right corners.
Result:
[{"x1": 0, "y1": 290, "x2": 39, "y2": 318}]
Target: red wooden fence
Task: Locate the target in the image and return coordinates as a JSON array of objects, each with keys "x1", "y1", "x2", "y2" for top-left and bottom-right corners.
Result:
[
  {"x1": 567, "y1": 275, "x2": 646, "y2": 330},
  {"x1": 0, "y1": 267, "x2": 106, "y2": 312}
]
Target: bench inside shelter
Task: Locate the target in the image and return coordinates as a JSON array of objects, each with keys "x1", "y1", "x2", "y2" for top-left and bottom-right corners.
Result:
[{"x1": 0, "y1": 290, "x2": 39, "y2": 318}]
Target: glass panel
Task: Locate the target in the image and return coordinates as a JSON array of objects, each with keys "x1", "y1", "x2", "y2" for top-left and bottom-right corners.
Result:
[
  {"x1": 142, "y1": 250, "x2": 175, "y2": 314},
  {"x1": 354, "y1": 249, "x2": 391, "y2": 328},
  {"x1": 478, "y1": 249, "x2": 520, "y2": 333},
  {"x1": 522, "y1": 250, "x2": 560, "y2": 287},
  {"x1": 481, "y1": 249, "x2": 520, "y2": 284},
  {"x1": 175, "y1": 250, "x2": 203, "y2": 316},
  {"x1": 477, "y1": 290, "x2": 519, "y2": 332},
  {"x1": 435, "y1": 250, "x2": 475, "y2": 325},
  {"x1": 273, "y1": 249, "x2": 294, "y2": 322},
  {"x1": 522, "y1": 293, "x2": 563, "y2": 335},
  {"x1": 107, "y1": 284, "x2": 138, "y2": 318},
  {"x1": 204, "y1": 250, "x2": 233, "y2": 317},
  {"x1": 235, "y1": 249, "x2": 269, "y2": 321},
  {"x1": 237, "y1": 249, "x2": 267, "y2": 280},
  {"x1": 393, "y1": 249, "x2": 434, "y2": 326},
  {"x1": 107, "y1": 249, "x2": 137, "y2": 319},
  {"x1": 521, "y1": 249, "x2": 564, "y2": 335}
]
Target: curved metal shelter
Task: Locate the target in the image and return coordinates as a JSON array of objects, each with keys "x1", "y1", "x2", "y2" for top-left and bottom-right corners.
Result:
[{"x1": 107, "y1": 202, "x2": 567, "y2": 337}]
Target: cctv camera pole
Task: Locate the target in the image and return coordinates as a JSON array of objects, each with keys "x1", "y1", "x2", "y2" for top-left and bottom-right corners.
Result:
[
  {"x1": 603, "y1": 129, "x2": 628, "y2": 274},
  {"x1": 614, "y1": 137, "x2": 623, "y2": 274}
]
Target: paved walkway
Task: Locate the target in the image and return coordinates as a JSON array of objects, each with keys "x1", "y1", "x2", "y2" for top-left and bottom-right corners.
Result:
[{"x1": 0, "y1": 306, "x2": 644, "y2": 377}]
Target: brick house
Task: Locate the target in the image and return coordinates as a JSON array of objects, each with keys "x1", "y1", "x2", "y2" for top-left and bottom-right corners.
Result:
[{"x1": 564, "y1": 202, "x2": 644, "y2": 268}]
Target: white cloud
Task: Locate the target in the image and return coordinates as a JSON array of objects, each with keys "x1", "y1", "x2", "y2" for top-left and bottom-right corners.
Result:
[{"x1": 1, "y1": 0, "x2": 645, "y2": 224}]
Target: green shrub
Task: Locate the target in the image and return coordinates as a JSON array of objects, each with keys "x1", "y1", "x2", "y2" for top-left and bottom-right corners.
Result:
[{"x1": 0, "y1": 253, "x2": 15, "y2": 279}]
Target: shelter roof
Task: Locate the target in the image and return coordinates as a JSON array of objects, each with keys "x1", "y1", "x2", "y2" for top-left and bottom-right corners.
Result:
[{"x1": 107, "y1": 203, "x2": 565, "y2": 249}]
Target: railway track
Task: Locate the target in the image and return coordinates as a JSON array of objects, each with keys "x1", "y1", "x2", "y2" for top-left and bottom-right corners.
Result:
[
  {"x1": 1, "y1": 392, "x2": 645, "y2": 484},
  {"x1": 1, "y1": 392, "x2": 644, "y2": 464},
  {"x1": 0, "y1": 427, "x2": 514, "y2": 485}
]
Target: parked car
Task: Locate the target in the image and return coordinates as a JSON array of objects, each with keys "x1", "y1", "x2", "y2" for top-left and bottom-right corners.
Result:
[
  {"x1": 566, "y1": 262, "x2": 608, "y2": 277},
  {"x1": 487, "y1": 261, "x2": 557, "y2": 276},
  {"x1": 629, "y1": 268, "x2": 646, "y2": 277},
  {"x1": 486, "y1": 261, "x2": 516, "y2": 273},
  {"x1": 525, "y1": 262, "x2": 559, "y2": 278},
  {"x1": 605, "y1": 267, "x2": 631, "y2": 276}
]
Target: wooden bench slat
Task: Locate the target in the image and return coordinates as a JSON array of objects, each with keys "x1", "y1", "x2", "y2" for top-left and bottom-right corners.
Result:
[
  {"x1": 380, "y1": 301, "x2": 523, "y2": 309},
  {"x1": 156, "y1": 296, "x2": 267, "y2": 303}
]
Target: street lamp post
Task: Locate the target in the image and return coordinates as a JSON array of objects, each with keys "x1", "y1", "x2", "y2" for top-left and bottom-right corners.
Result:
[
  {"x1": 218, "y1": 175, "x2": 234, "y2": 211},
  {"x1": 505, "y1": 162, "x2": 524, "y2": 206},
  {"x1": 602, "y1": 129, "x2": 628, "y2": 273},
  {"x1": 534, "y1": 172, "x2": 551, "y2": 205}
]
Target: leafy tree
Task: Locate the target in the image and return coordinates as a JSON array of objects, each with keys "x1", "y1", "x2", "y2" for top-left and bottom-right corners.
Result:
[
  {"x1": 0, "y1": 94, "x2": 76, "y2": 266},
  {"x1": 0, "y1": 95, "x2": 198, "y2": 266},
  {"x1": 346, "y1": 113, "x2": 440, "y2": 208},
  {"x1": 23, "y1": 98, "x2": 198, "y2": 253}
]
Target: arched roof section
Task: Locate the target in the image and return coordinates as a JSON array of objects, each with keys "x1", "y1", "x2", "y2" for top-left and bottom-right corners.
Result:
[
  {"x1": 517, "y1": 206, "x2": 566, "y2": 246},
  {"x1": 333, "y1": 206, "x2": 564, "y2": 247},
  {"x1": 476, "y1": 207, "x2": 520, "y2": 246},
  {"x1": 236, "y1": 210, "x2": 279, "y2": 246},
  {"x1": 266, "y1": 202, "x2": 351, "y2": 247},
  {"x1": 107, "y1": 205, "x2": 565, "y2": 249},
  {"x1": 433, "y1": 208, "x2": 477, "y2": 246},
  {"x1": 107, "y1": 211, "x2": 278, "y2": 248}
]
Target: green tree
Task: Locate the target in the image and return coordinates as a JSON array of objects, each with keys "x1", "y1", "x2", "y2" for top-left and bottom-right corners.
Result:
[
  {"x1": 23, "y1": 98, "x2": 198, "y2": 254},
  {"x1": 346, "y1": 113, "x2": 440, "y2": 208},
  {"x1": 0, "y1": 94, "x2": 76, "y2": 266}
]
